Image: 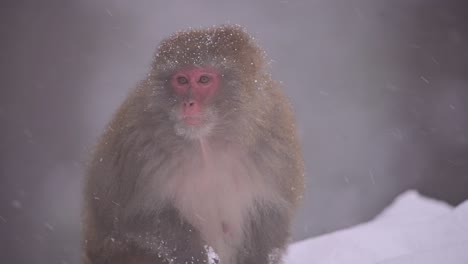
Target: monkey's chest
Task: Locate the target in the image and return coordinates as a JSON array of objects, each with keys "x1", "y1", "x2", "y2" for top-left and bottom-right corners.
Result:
[{"x1": 169, "y1": 152, "x2": 259, "y2": 261}]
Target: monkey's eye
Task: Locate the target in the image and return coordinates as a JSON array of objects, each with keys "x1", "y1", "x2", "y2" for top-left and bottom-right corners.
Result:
[
  {"x1": 199, "y1": 75, "x2": 210, "y2": 84},
  {"x1": 177, "y1": 76, "x2": 188, "y2": 85}
]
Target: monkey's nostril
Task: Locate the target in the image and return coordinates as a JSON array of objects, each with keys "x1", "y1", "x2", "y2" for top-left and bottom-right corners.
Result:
[{"x1": 183, "y1": 101, "x2": 196, "y2": 107}]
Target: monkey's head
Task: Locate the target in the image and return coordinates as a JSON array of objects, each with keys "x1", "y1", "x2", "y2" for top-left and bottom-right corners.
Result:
[{"x1": 148, "y1": 25, "x2": 269, "y2": 140}]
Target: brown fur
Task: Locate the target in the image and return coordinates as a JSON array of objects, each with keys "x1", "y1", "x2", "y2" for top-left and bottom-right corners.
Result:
[{"x1": 82, "y1": 25, "x2": 304, "y2": 264}]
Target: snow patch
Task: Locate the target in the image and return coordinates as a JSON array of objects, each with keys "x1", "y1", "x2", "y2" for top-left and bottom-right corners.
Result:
[
  {"x1": 205, "y1": 245, "x2": 220, "y2": 264},
  {"x1": 285, "y1": 190, "x2": 468, "y2": 264}
]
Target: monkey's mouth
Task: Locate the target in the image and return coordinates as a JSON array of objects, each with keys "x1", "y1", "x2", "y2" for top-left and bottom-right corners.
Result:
[
  {"x1": 182, "y1": 116, "x2": 202, "y2": 126},
  {"x1": 173, "y1": 108, "x2": 216, "y2": 139}
]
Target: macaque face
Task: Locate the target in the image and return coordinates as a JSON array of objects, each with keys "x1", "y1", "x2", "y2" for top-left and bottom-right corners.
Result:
[{"x1": 169, "y1": 66, "x2": 221, "y2": 139}]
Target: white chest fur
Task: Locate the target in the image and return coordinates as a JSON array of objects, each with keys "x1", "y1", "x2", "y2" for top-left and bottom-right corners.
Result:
[{"x1": 162, "y1": 143, "x2": 265, "y2": 263}]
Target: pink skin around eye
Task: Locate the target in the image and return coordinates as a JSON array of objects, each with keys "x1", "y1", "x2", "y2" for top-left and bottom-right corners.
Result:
[{"x1": 170, "y1": 67, "x2": 220, "y2": 125}]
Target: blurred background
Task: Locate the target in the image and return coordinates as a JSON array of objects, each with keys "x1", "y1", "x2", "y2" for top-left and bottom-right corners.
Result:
[{"x1": 1, "y1": 0, "x2": 467, "y2": 263}]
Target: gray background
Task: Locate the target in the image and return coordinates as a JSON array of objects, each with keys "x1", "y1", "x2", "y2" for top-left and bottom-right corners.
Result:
[{"x1": 1, "y1": 1, "x2": 467, "y2": 263}]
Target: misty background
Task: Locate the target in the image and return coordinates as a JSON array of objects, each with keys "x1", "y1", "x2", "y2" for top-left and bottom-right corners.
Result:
[{"x1": 1, "y1": 1, "x2": 467, "y2": 263}]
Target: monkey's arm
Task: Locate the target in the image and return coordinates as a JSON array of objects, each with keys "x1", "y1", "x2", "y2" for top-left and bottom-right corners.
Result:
[
  {"x1": 240, "y1": 203, "x2": 291, "y2": 264},
  {"x1": 84, "y1": 205, "x2": 208, "y2": 264}
]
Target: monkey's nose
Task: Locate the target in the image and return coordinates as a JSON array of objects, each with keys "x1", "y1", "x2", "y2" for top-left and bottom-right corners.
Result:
[
  {"x1": 184, "y1": 101, "x2": 195, "y2": 107},
  {"x1": 182, "y1": 100, "x2": 201, "y2": 119}
]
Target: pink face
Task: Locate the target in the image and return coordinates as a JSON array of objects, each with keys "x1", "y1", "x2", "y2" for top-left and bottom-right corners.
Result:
[{"x1": 170, "y1": 67, "x2": 220, "y2": 126}]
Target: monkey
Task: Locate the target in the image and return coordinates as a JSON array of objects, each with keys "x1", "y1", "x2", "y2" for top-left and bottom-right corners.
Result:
[{"x1": 82, "y1": 25, "x2": 304, "y2": 264}]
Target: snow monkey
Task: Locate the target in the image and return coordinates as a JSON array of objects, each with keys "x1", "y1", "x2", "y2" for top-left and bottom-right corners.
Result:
[{"x1": 82, "y1": 25, "x2": 304, "y2": 264}]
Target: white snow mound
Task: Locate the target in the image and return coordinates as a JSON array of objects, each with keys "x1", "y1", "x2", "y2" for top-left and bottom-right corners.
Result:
[{"x1": 285, "y1": 190, "x2": 468, "y2": 264}]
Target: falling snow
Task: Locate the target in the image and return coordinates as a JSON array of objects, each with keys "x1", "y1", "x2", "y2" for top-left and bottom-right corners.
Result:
[{"x1": 11, "y1": 200, "x2": 22, "y2": 209}]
